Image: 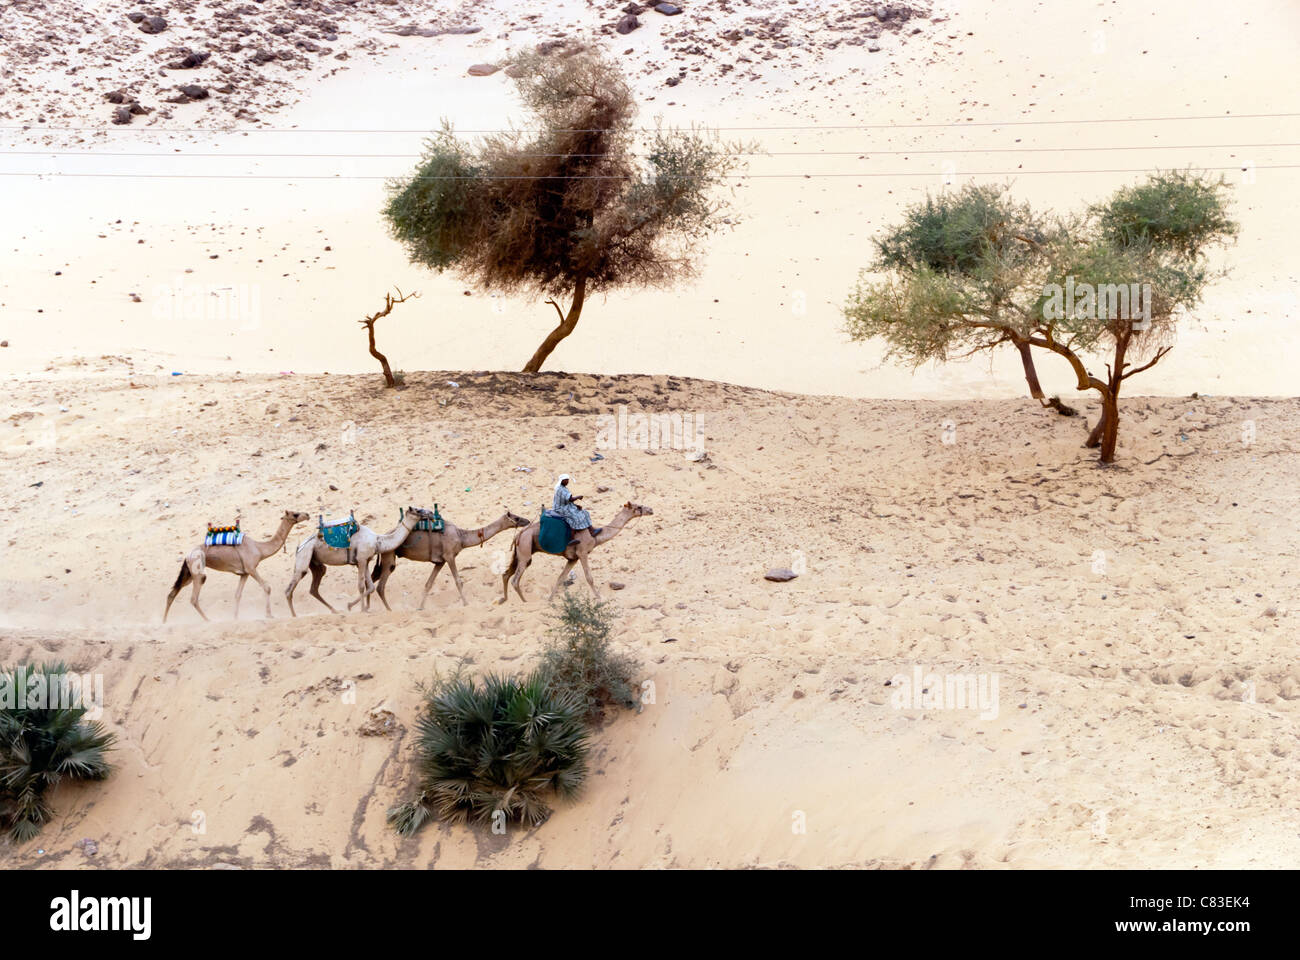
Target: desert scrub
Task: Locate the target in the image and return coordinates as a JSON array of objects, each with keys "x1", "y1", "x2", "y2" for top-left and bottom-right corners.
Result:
[
  {"x1": 0, "y1": 662, "x2": 116, "y2": 843},
  {"x1": 538, "y1": 593, "x2": 640, "y2": 725},
  {"x1": 388, "y1": 669, "x2": 588, "y2": 835}
]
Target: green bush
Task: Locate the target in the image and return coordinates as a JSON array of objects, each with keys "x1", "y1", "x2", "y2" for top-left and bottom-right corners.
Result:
[
  {"x1": 0, "y1": 662, "x2": 116, "y2": 843},
  {"x1": 388, "y1": 669, "x2": 589, "y2": 835},
  {"x1": 538, "y1": 593, "x2": 639, "y2": 725}
]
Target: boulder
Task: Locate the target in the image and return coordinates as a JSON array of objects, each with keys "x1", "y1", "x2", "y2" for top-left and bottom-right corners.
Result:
[
  {"x1": 467, "y1": 62, "x2": 500, "y2": 76},
  {"x1": 764, "y1": 568, "x2": 798, "y2": 582}
]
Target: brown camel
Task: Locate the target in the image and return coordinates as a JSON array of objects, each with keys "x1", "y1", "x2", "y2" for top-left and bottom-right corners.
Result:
[
  {"x1": 164, "y1": 510, "x2": 310, "y2": 622},
  {"x1": 371, "y1": 509, "x2": 530, "y2": 609},
  {"x1": 500, "y1": 502, "x2": 653, "y2": 604}
]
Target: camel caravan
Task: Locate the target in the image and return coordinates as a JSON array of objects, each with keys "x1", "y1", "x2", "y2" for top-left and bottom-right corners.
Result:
[{"x1": 161, "y1": 475, "x2": 653, "y2": 622}]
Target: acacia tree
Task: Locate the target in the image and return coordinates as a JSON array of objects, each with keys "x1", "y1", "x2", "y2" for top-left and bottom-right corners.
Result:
[
  {"x1": 843, "y1": 183, "x2": 1071, "y2": 412},
  {"x1": 384, "y1": 46, "x2": 740, "y2": 372},
  {"x1": 1030, "y1": 172, "x2": 1237, "y2": 461},
  {"x1": 844, "y1": 172, "x2": 1236, "y2": 463}
]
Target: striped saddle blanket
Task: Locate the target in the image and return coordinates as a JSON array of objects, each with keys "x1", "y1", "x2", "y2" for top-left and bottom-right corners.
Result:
[
  {"x1": 404, "y1": 504, "x2": 444, "y2": 533},
  {"x1": 205, "y1": 523, "x2": 243, "y2": 547},
  {"x1": 319, "y1": 512, "x2": 359, "y2": 549}
]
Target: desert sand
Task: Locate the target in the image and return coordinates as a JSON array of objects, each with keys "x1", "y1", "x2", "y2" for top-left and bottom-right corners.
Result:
[{"x1": 1, "y1": 0, "x2": 1298, "y2": 869}]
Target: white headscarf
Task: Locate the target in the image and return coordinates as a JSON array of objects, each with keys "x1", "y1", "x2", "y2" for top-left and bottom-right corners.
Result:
[{"x1": 554, "y1": 474, "x2": 571, "y2": 496}]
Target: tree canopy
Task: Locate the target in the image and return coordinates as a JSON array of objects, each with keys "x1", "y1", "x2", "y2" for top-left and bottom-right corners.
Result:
[
  {"x1": 844, "y1": 171, "x2": 1237, "y2": 463},
  {"x1": 384, "y1": 45, "x2": 741, "y2": 372}
]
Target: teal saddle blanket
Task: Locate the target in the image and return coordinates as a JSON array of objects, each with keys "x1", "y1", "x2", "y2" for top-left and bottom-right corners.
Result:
[
  {"x1": 538, "y1": 511, "x2": 571, "y2": 556},
  {"x1": 402, "y1": 505, "x2": 444, "y2": 533},
  {"x1": 319, "y1": 512, "x2": 359, "y2": 549}
]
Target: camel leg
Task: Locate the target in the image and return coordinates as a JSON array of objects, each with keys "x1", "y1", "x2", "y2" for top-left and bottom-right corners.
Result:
[
  {"x1": 446, "y1": 557, "x2": 468, "y2": 607},
  {"x1": 510, "y1": 547, "x2": 535, "y2": 603},
  {"x1": 188, "y1": 553, "x2": 209, "y2": 622},
  {"x1": 349, "y1": 555, "x2": 377, "y2": 612},
  {"x1": 549, "y1": 559, "x2": 579, "y2": 600},
  {"x1": 233, "y1": 574, "x2": 248, "y2": 619},
  {"x1": 373, "y1": 555, "x2": 394, "y2": 612},
  {"x1": 418, "y1": 562, "x2": 445, "y2": 611},
  {"x1": 579, "y1": 554, "x2": 600, "y2": 599},
  {"x1": 248, "y1": 568, "x2": 273, "y2": 619},
  {"x1": 164, "y1": 560, "x2": 192, "y2": 623},
  {"x1": 307, "y1": 560, "x2": 337, "y2": 614}
]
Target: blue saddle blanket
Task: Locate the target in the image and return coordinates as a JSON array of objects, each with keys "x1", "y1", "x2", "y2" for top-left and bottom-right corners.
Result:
[{"x1": 205, "y1": 530, "x2": 243, "y2": 547}]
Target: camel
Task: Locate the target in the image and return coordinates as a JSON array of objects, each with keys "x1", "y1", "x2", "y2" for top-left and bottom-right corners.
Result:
[
  {"x1": 164, "y1": 510, "x2": 310, "y2": 622},
  {"x1": 500, "y1": 502, "x2": 653, "y2": 604},
  {"x1": 371, "y1": 509, "x2": 530, "y2": 609},
  {"x1": 284, "y1": 506, "x2": 435, "y2": 617}
]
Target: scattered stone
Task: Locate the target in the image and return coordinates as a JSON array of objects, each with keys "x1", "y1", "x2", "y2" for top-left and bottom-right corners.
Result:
[
  {"x1": 138, "y1": 15, "x2": 167, "y2": 35},
  {"x1": 165, "y1": 50, "x2": 211, "y2": 70},
  {"x1": 358, "y1": 708, "x2": 399, "y2": 737},
  {"x1": 467, "y1": 63, "x2": 500, "y2": 76},
  {"x1": 765, "y1": 568, "x2": 798, "y2": 582},
  {"x1": 616, "y1": 14, "x2": 640, "y2": 34},
  {"x1": 596, "y1": 485, "x2": 611, "y2": 493},
  {"x1": 792, "y1": 689, "x2": 805, "y2": 699},
  {"x1": 609, "y1": 581, "x2": 626, "y2": 590},
  {"x1": 655, "y1": 3, "x2": 683, "y2": 14}
]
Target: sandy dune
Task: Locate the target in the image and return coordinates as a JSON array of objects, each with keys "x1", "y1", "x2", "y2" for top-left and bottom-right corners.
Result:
[{"x1": 2, "y1": 369, "x2": 1297, "y2": 868}]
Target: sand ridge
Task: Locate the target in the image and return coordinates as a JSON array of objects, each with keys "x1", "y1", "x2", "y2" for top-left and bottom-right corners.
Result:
[{"x1": 1, "y1": 369, "x2": 1296, "y2": 868}]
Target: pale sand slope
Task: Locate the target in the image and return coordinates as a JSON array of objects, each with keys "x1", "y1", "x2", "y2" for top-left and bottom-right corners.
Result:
[
  {"x1": 1, "y1": 370, "x2": 1297, "y2": 868},
  {"x1": 1, "y1": 0, "x2": 1298, "y2": 398}
]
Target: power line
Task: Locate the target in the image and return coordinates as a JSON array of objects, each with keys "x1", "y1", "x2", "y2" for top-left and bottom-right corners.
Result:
[
  {"x1": 0, "y1": 164, "x2": 1284, "y2": 181},
  {"x1": 3, "y1": 112, "x2": 1299, "y2": 135},
  {"x1": 5, "y1": 142, "x2": 1296, "y2": 160}
]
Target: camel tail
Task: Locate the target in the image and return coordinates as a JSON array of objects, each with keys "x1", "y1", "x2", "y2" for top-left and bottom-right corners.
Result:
[
  {"x1": 371, "y1": 556, "x2": 384, "y2": 581},
  {"x1": 171, "y1": 561, "x2": 191, "y2": 593}
]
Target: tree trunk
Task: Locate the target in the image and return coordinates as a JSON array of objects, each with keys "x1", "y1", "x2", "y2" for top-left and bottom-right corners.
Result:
[
  {"x1": 522, "y1": 275, "x2": 587, "y2": 373},
  {"x1": 1098, "y1": 389, "x2": 1120, "y2": 463},
  {"x1": 364, "y1": 324, "x2": 396, "y2": 388},
  {"x1": 1086, "y1": 405, "x2": 1106, "y2": 448},
  {"x1": 1015, "y1": 339, "x2": 1046, "y2": 400}
]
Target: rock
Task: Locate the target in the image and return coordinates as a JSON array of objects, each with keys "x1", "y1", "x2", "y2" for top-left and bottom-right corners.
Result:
[
  {"x1": 112, "y1": 105, "x2": 134, "y2": 124},
  {"x1": 665, "y1": 75, "x2": 681, "y2": 86},
  {"x1": 609, "y1": 581, "x2": 626, "y2": 590},
  {"x1": 179, "y1": 84, "x2": 209, "y2": 99},
  {"x1": 868, "y1": 42, "x2": 881, "y2": 52},
  {"x1": 358, "y1": 708, "x2": 399, "y2": 737},
  {"x1": 655, "y1": 3, "x2": 683, "y2": 14},
  {"x1": 616, "y1": 14, "x2": 640, "y2": 34},
  {"x1": 792, "y1": 689, "x2": 805, "y2": 699},
  {"x1": 0, "y1": 341, "x2": 7, "y2": 348},
  {"x1": 165, "y1": 50, "x2": 211, "y2": 70},
  {"x1": 764, "y1": 568, "x2": 798, "y2": 582},
  {"x1": 685, "y1": 449, "x2": 708, "y2": 462},
  {"x1": 596, "y1": 485, "x2": 611, "y2": 493},
  {"x1": 138, "y1": 15, "x2": 167, "y2": 34},
  {"x1": 467, "y1": 63, "x2": 500, "y2": 76},
  {"x1": 126, "y1": 11, "x2": 145, "y2": 23}
]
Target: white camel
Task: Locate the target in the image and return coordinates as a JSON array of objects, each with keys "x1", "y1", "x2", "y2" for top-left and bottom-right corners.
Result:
[{"x1": 284, "y1": 506, "x2": 435, "y2": 616}]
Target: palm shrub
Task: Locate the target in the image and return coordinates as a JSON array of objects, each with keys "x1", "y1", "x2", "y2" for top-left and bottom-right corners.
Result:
[
  {"x1": 388, "y1": 669, "x2": 589, "y2": 835},
  {"x1": 0, "y1": 662, "x2": 116, "y2": 843},
  {"x1": 538, "y1": 593, "x2": 639, "y2": 725}
]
